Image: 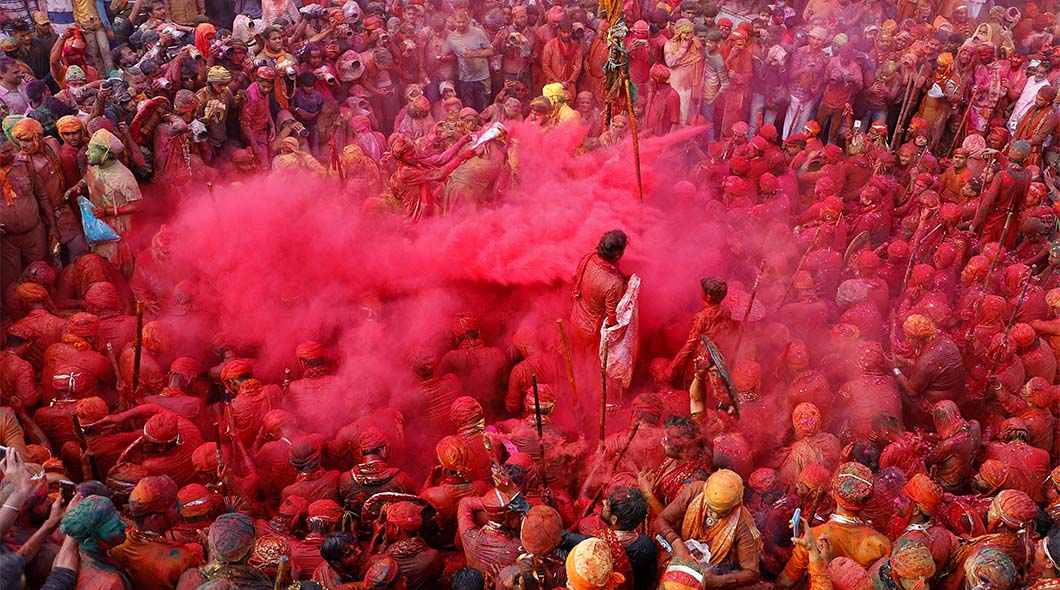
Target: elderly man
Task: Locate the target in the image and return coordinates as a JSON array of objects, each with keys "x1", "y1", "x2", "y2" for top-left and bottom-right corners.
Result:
[{"x1": 655, "y1": 469, "x2": 761, "y2": 588}]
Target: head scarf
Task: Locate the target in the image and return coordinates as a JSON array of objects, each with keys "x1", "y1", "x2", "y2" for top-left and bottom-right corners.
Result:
[
  {"x1": 704, "y1": 469, "x2": 744, "y2": 513},
  {"x1": 61, "y1": 495, "x2": 123, "y2": 551},
  {"x1": 64, "y1": 65, "x2": 86, "y2": 83},
  {"x1": 208, "y1": 513, "x2": 256, "y2": 564},
  {"x1": 128, "y1": 475, "x2": 177, "y2": 517},
  {"x1": 890, "y1": 540, "x2": 935, "y2": 581},
  {"x1": 964, "y1": 548, "x2": 1017, "y2": 590},
  {"x1": 436, "y1": 435, "x2": 473, "y2": 475},
  {"x1": 15, "y1": 282, "x2": 49, "y2": 304},
  {"x1": 566, "y1": 538, "x2": 623, "y2": 590},
  {"x1": 658, "y1": 556, "x2": 703, "y2": 590},
  {"x1": 792, "y1": 403, "x2": 822, "y2": 438},
  {"x1": 88, "y1": 129, "x2": 123, "y2": 155},
  {"x1": 177, "y1": 484, "x2": 212, "y2": 519},
  {"x1": 144, "y1": 412, "x2": 180, "y2": 444},
  {"x1": 192, "y1": 442, "x2": 219, "y2": 472},
  {"x1": 194, "y1": 23, "x2": 216, "y2": 56},
  {"x1": 901, "y1": 474, "x2": 942, "y2": 516},
  {"x1": 833, "y1": 462, "x2": 874, "y2": 512},
  {"x1": 386, "y1": 501, "x2": 424, "y2": 532},
  {"x1": 10, "y1": 117, "x2": 42, "y2": 142},
  {"x1": 988, "y1": 489, "x2": 1037, "y2": 530},
  {"x1": 206, "y1": 66, "x2": 233, "y2": 84},
  {"x1": 520, "y1": 504, "x2": 563, "y2": 554},
  {"x1": 66, "y1": 312, "x2": 100, "y2": 337},
  {"x1": 74, "y1": 397, "x2": 108, "y2": 426}
]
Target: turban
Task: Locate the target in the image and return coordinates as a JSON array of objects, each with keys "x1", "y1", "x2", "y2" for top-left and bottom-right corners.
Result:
[
  {"x1": 88, "y1": 129, "x2": 123, "y2": 154},
  {"x1": 524, "y1": 383, "x2": 556, "y2": 413},
  {"x1": 61, "y1": 495, "x2": 122, "y2": 549},
  {"x1": 1041, "y1": 85, "x2": 1059, "y2": 101},
  {"x1": 74, "y1": 397, "x2": 108, "y2": 426},
  {"x1": 649, "y1": 63, "x2": 671, "y2": 82},
  {"x1": 804, "y1": 121, "x2": 821, "y2": 136},
  {"x1": 144, "y1": 412, "x2": 180, "y2": 444},
  {"x1": 800, "y1": 463, "x2": 831, "y2": 493},
  {"x1": 833, "y1": 462, "x2": 874, "y2": 511},
  {"x1": 566, "y1": 538, "x2": 622, "y2": 590},
  {"x1": 808, "y1": 26, "x2": 828, "y2": 40},
  {"x1": 733, "y1": 121, "x2": 750, "y2": 136},
  {"x1": 386, "y1": 501, "x2": 424, "y2": 532},
  {"x1": 106, "y1": 462, "x2": 148, "y2": 495},
  {"x1": 888, "y1": 240, "x2": 910, "y2": 259},
  {"x1": 307, "y1": 499, "x2": 343, "y2": 524},
  {"x1": 831, "y1": 324, "x2": 860, "y2": 343},
  {"x1": 11, "y1": 117, "x2": 42, "y2": 141},
  {"x1": 450, "y1": 396, "x2": 484, "y2": 430},
  {"x1": 64, "y1": 65, "x2": 86, "y2": 82},
  {"x1": 964, "y1": 548, "x2": 1017, "y2": 590},
  {"x1": 521, "y1": 505, "x2": 563, "y2": 554},
  {"x1": 177, "y1": 484, "x2": 212, "y2": 519},
  {"x1": 357, "y1": 427, "x2": 389, "y2": 455},
  {"x1": 209, "y1": 513, "x2": 256, "y2": 564},
  {"x1": 631, "y1": 393, "x2": 664, "y2": 422},
  {"x1": 1011, "y1": 323, "x2": 1036, "y2": 347},
  {"x1": 704, "y1": 469, "x2": 744, "y2": 513},
  {"x1": 828, "y1": 557, "x2": 872, "y2": 590},
  {"x1": 902, "y1": 474, "x2": 942, "y2": 516},
  {"x1": 364, "y1": 555, "x2": 401, "y2": 589},
  {"x1": 857, "y1": 250, "x2": 880, "y2": 272},
  {"x1": 173, "y1": 90, "x2": 199, "y2": 114},
  {"x1": 785, "y1": 340, "x2": 810, "y2": 369},
  {"x1": 748, "y1": 468, "x2": 779, "y2": 493},
  {"x1": 759, "y1": 124, "x2": 778, "y2": 142},
  {"x1": 289, "y1": 438, "x2": 322, "y2": 470},
  {"x1": 978, "y1": 459, "x2": 1008, "y2": 491},
  {"x1": 256, "y1": 66, "x2": 276, "y2": 81},
  {"x1": 248, "y1": 535, "x2": 290, "y2": 570},
  {"x1": 988, "y1": 489, "x2": 1037, "y2": 529},
  {"x1": 436, "y1": 435, "x2": 473, "y2": 474},
  {"x1": 1047, "y1": 288, "x2": 1060, "y2": 308},
  {"x1": 141, "y1": 321, "x2": 168, "y2": 353},
  {"x1": 793, "y1": 270, "x2": 814, "y2": 289},
  {"x1": 221, "y1": 359, "x2": 253, "y2": 381},
  {"x1": 750, "y1": 136, "x2": 769, "y2": 151},
  {"x1": 1022, "y1": 377, "x2": 1054, "y2": 408},
  {"x1": 262, "y1": 410, "x2": 292, "y2": 435},
  {"x1": 65, "y1": 312, "x2": 100, "y2": 338},
  {"x1": 207, "y1": 66, "x2": 233, "y2": 83},
  {"x1": 170, "y1": 357, "x2": 200, "y2": 378},
  {"x1": 792, "y1": 403, "x2": 822, "y2": 438},
  {"x1": 733, "y1": 362, "x2": 761, "y2": 392},
  {"x1": 192, "y1": 442, "x2": 219, "y2": 472},
  {"x1": 543, "y1": 82, "x2": 567, "y2": 102},
  {"x1": 128, "y1": 475, "x2": 178, "y2": 517},
  {"x1": 278, "y1": 495, "x2": 308, "y2": 519},
  {"x1": 16, "y1": 282, "x2": 49, "y2": 304},
  {"x1": 659, "y1": 556, "x2": 702, "y2": 590},
  {"x1": 998, "y1": 418, "x2": 1028, "y2": 440},
  {"x1": 279, "y1": 136, "x2": 299, "y2": 153},
  {"x1": 22, "y1": 261, "x2": 56, "y2": 285},
  {"x1": 84, "y1": 282, "x2": 120, "y2": 312},
  {"x1": 547, "y1": 6, "x2": 564, "y2": 23},
  {"x1": 909, "y1": 264, "x2": 933, "y2": 286},
  {"x1": 296, "y1": 340, "x2": 327, "y2": 360},
  {"x1": 890, "y1": 540, "x2": 935, "y2": 581},
  {"x1": 856, "y1": 342, "x2": 887, "y2": 372},
  {"x1": 903, "y1": 314, "x2": 936, "y2": 339}
]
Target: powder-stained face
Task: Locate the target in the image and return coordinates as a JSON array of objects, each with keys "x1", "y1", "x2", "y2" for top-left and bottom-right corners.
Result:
[{"x1": 97, "y1": 513, "x2": 128, "y2": 549}]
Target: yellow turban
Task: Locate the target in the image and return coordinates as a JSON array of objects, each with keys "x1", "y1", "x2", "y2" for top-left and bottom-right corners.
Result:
[
  {"x1": 704, "y1": 469, "x2": 744, "y2": 513},
  {"x1": 674, "y1": 18, "x2": 694, "y2": 35},
  {"x1": 903, "y1": 314, "x2": 937, "y2": 339},
  {"x1": 56, "y1": 115, "x2": 83, "y2": 134},
  {"x1": 11, "y1": 117, "x2": 42, "y2": 140},
  {"x1": 542, "y1": 82, "x2": 566, "y2": 103}
]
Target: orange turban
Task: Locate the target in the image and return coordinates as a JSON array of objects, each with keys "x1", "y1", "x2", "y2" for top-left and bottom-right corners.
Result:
[
  {"x1": 386, "y1": 501, "x2": 424, "y2": 532},
  {"x1": 903, "y1": 314, "x2": 936, "y2": 339},
  {"x1": 296, "y1": 340, "x2": 327, "y2": 360},
  {"x1": 191, "y1": 442, "x2": 218, "y2": 472},
  {"x1": 220, "y1": 358, "x2": 253, "y2": 381},
  {"x1": 566, "y1": 538, "x2": 624, "y2": 590},
  {"x1": 785, "y1": 340, "x2": 810, "y2": 369},
  {"x1": 704, "y1": 469, "x2": 744, "y2": 513},
  {"x1": 521, "y1": 505, "x2": 563, "y2": 555},
  {"x1": 902, "y1": 474, "x2": 943, "y2": 516},
  {"x1": 10, "y1": 117, "x2": 42, "y2": 140},
  {"x1": 988, "y1": 489, "x2": 1037, "y2": 529},
  {"x1": 74, "y1": 397, "x2": 108, "y2": 426},
  {"x1": 792, "y1": 403, "x2": 822, "y2": 438},
  {"x1": 800, "y1": 463, "x2": 831, "y2": 493},
  {"x1": 15, "y1": 282, "x2": 49, "y2": 304},
  {"x1": 733, "y1": 362, "x2": 761, "y2": 391},
  {"x1": 141, "y1": 321, "x2": 169, "y2": 353},
  {"x1": 143, "y1": 412, "x2": 180, "y2": 444},
  {"x1": 436, "y1": 435, "x2": 473, "y2": 475},
  {"x1": 450, "y1": 396, "x2": 484, "y2": 431},
  {"x1": 307, "y1": 499, "x2": 343, "y2": 524},
  {"x1": 128, "y1": 475, "x2": 178, "y2": 517},
  {"x1": 978, "y1": 459, "x2": 1009, "y2": 492},
  {"x1": 891, "y1": 540, "x2": 936, "y2": 580},
  {"x1": 177, "y1": 483, "x2": 212, "y2": 518},
  {"x1": 56, "y1": 115, "x2": 83, "y2": 134}
]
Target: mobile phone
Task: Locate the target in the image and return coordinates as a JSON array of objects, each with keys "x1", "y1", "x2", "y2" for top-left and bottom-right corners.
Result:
[
  {"x1": 60, "y1": 480, "x2": 76, "y2": 503},
  {"x1": 0, "y1": 446, "x2": 9, "y2": 460},
  {"x1": 791, "y1": 507, "x2": 801, "y2": 532},
  {"x1": 853, "y1": 120, "x2": 862, "y2": 132},
  {"x1": 655, "y1": 534, "x2": 673, "y2": 553}
]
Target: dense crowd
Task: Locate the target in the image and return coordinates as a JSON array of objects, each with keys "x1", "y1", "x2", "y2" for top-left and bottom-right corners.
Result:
[{"x1": 6, "y1": 0, "x2": 1060, "y2": 588}]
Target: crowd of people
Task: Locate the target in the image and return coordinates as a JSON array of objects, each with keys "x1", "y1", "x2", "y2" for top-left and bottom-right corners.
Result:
[{"x1": 6, "y1": 0, "x2": 1060, "y2": 588}]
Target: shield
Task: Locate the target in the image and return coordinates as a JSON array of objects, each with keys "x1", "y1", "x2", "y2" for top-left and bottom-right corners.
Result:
[
  {"x1": 700, "y1": 335, "x2": 739, "y2": 418},
  {"x1": 360, "y1": 493, "x2": 434, "y2": 529},
  {"x1": 844, "y1": 230, "x2": 871, "y2": 265}
]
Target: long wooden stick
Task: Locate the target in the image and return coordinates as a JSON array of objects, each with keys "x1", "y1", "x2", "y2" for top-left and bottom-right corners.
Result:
[
  {"x1": 599, "y1": 339, "x2": 609, "y2": 442},
  {"x1": 131, "y1": 301, "x2": 143, "y2": 393},
  {"x1": 625, "y1": 78, "x2": 643, "y2": 202},
  {"x1": 556, "y1": 319, "x2": 578, "y2": 406},
  {"x1": 732, "y1": 260, "x2": 766, "y2": 361}
]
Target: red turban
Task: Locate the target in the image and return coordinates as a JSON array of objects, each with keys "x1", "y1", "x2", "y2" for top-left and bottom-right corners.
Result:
[
  {"x1": 887, "y1": 240, "x2": 910, "y2": 259},
  {"x1": 833, "y1": 462, "x2": 874, "y2": 511},
  {"x1": 792, "y1": 403, "x2": 822, "y2": 438},
  {"x1": 856, "y1": 342, "x2": 887, "y2": 372},
  {"x1": 278, "y1": 495, "x2": 308, "y2": 519},
  {"x1": 450, "y1": 396, "x2": 484, "y2": 430},
  {"x1": 143, "y1": 412, "x2": 180, "y2": 444},
  {"x1": 128, "y1": 475, "x2": 178, "y2": 517},
  {"x1": 800, "y1": 463, "x2": 831, "y2": 493},
  {"x1": 84, "y1": 282, "x2": 120, "y2": 313},
  {"x1": 977, "y1": 459, "x2": 1009, "y2": 492},
  {"x1": 520, "y1": 505, "x2": 563, "y2": 555},
  {"x1": 828, "y1": 557, "x2": 872, "y2": 590},
  {"x1": 857, "y1": 250, "x2": 880, "y2": 272},
  {"x1": 141, "y1": 321, "x2": 168, "y2": 353},
  {"x1": 289, "y1": 438, "x2": 322, "y2": 470},
  {"x1": 262, "y1": 410, "x2": 293, "y2": 435},
  {"x1": 296, "y1": 340, "x2": 327, "y2": 360},
  {"x1": 649, "y1": 63, "x2": 671, "y2": 82},
  {"x1": 221, "y1": 359, "x2": 254, "y2": 381},
  {"x1": 192, "y1": 442, "x2": 219, "y2": 472},
  {"x1": 386, "y1": 501, "x2": 424, "y2": 531},
  {"x1": 630, "y1": 393, "x2": 664, "y2": 422},
  {"x1": 998, "y1": 418, "x2": 1028, "y2": 440},
  {"x1": 831, "y1": 323, "x2": 860, "y2": 343},
  {"x1": 1010, "y1": 323, "x2": 1036, "y2": 347},
  {"x1": 902, "y1": 474, "x2": 943, "y2": 516},
  {"x1": 891, "y1": 540, "x2": 936, "y2": 580},
  {"x1": 357, "y1": 427, "x2": 389, "y2": 455},
  {"x1": 22, "y1": 261, "x2": 56, "y2": 285},
  {"x1": 66, "y1": 313, "x2": 100, "y2": 337},
  {"x1": 451, "y1": 312, "x2": 480, "y2": 337},
  {"x1": 178, "y1": 484, "x2": 212, "y2": 518},
  {"x1": 989, "y1": 489, "x2": 1037, "y2": 529},
  {"x1": 749, "y1": 468, "x2": 780, "y2": 493},
  {"x1": 74, "y1": 397, "x2": 108, "y2": 426},
  {"x1": 733, "y1": 362, "x2": 761, "y2": 392},
  {"x1": 785, "y1": 340, "x2": 810, "y2": 369},
  {"x1": 170, "y1": 357, "x2": 201, "y2": 377},
  {"x1": 364, "y1": 555, "x2": 401, "y2": 589},
  {"x1": 307, "y1": 499, "x2": 343, "y2": 524},
  {"x1": 15, "y1": 282, "x2": 49, "y2": 304},
  {"x1": 941, "y1": 203, "x2": 962, "y2": 222},
  {"x1": 436, "y1": 435, "x2": 473, "y2": 474}
]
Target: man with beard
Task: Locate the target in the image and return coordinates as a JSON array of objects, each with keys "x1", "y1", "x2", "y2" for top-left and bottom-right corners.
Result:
[
  {"x1": 637, "y1": 416, "x2": 711, "y2": 514},
  {"x1": 1012, "y1": 85, "x2": 1058, "y2": 167}
]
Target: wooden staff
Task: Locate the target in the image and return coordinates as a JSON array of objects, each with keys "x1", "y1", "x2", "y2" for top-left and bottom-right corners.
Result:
[
  {"x1": 965, "y1": 181, "x2": 1017, "y2": 340},
  {"x1": 732, "y1": 260, "x2": 766, "y2": 361},
  {"x1": 531, "y1": 374, "x2": 550, "y2": 491},
  {"x1": 581, "y1": 421, "x2": 641, "y2": 517},
  {"x1": 555, "y1": 319, "x2": 579, "y2": 407},
  {"x1": 599, "y1": 338, "x2": 609, "y2": 442},
  {"x1": 988, "y1": 266, "x2": 1035, "y2": 379},
  {"x1": 950, "y1": 103, "x2": 972, "y2": 156},
  {"x1": 892, "y1": 63, "x2": 923, "y2": 150},
  {"x1": 625, "y1": 78, "x2": 643, "y2": 202},
  {"x1": 273, "y1": 556, "x2": 289, "y2": 590},
  {"x1": 131, "y1": 301, "x2": 143, "y2": 394}
]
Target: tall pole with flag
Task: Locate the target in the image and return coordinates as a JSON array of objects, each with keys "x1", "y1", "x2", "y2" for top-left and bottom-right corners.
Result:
[{"x1": 600, "y1": 5, "x2": 643, "y2": 202}]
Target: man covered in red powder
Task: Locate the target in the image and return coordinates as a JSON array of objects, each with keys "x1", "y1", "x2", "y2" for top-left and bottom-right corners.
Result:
[
  {"x1": 668, "y1": 277, "x2": 733, "y2": 387},
  {"x1": 285, "y1": 340, "x2": 341, "y2": 431},
  {"x1": 438, "y1": 312, "x2": 508, "y2": 416},
  {"x1": 338, "y1": 427, "x2": 415, "y2": 518},
  {"x1": 103, "y1": 409, "x2": 204, "y2": 486},
  {"x1": 405, "y1": 346, "x2": 462, "y2": 437},
  {"x1": 972, "y1": 141, "x2": 1033, "y2": 248},
  {"x1": 8, "y1": 282, "x2": 65, "y2": 371},
  {"x1": 571, "y1": 230, "x2": 629, "y2": 355},
  {"x1": 637, "y1": 415, "x2": 710, "y2": 514},
  {"x1": 282, "y1": 436, "x2": 340, "y2": 504},
  {"x1": 40, "y1": 312, "x2": 115, "y2": 403},
  {"x1": 457, "y1": 484, "x2": 523, "y2": 585},
  {"x1": 422, "y1": 434, "x2": 490, "y2": 546},
  {"x1": 893, "y1": 314, "x2": 965, "y2": 424},
  {"x1": 221, "y1": 358, "x2": 283, "y2": 449}
]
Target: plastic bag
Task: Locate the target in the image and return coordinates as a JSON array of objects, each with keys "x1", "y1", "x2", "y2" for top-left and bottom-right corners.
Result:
[
  {"x1": 78, "y1": 196, "x2": 120, "y2": 245},
  {"x1": 600, "y1": 274, "x2": 640, "y2": 389}
]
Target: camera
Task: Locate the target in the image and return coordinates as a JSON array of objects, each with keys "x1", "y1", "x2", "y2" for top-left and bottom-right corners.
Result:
[
  {"x1": 290, "y1": 122, "x2": 308, "y2": 137},
  {"x1": 188, "y1": 47, "x2": 201, "y2": 59},
  {"x1": 315, "y1": 66, "x2": 337, "y2": 85},
  {"x1": 161, "y1": 25, "x2": 184, "y2": 39},
  {"x1": 157, "y1": 77, "x2": 171, "y2": 89},
  {"x1": 282, "y1": 64, "x2": 297, "y2": 79}
]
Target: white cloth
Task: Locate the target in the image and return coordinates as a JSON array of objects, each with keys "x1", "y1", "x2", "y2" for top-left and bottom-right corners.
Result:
[
  {"x1": 1007, "y1": 76, "x2": 1051, "y2": 132},
  {"x1": 600, "y1": 274, "x2": 640, "y2": 388}
]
